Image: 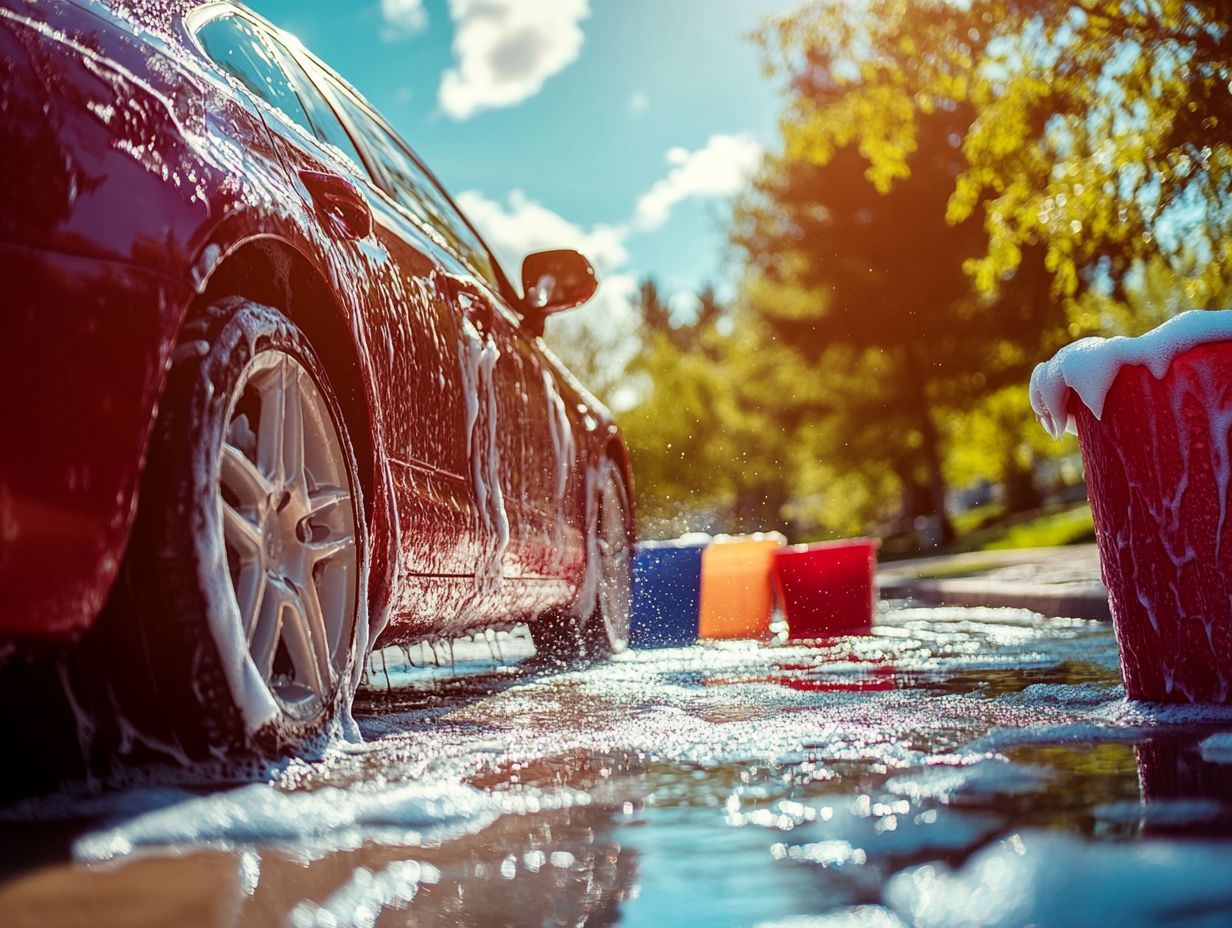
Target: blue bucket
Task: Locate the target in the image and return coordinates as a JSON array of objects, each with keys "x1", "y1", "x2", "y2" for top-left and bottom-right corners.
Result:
[{"x1": 629, "y1": 537, "x2": 708, "y2": 648}]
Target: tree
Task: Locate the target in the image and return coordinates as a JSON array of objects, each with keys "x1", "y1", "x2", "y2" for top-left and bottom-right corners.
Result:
[
  {"x1": 758, "y1": 1, "x2": 1232, "y2": 307},
  {"x1": 734, "y1": 96, "x2": 1070, "y2": 540},
  {"x1": 619, "y1": 278, "x2": 731, "y2": 533},
  {"x1": 618, "y1": 279, "x2": 826, "y2": 537}
]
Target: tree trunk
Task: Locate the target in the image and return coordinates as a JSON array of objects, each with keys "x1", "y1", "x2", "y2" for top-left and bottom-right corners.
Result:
[
  {"x1": 895, "y1": 463, "x2": 930, "y2": 523},
  {"x1": 1004, "y1": 452, "x2": 1042, "y2": 513},
  {"x1": 902, "y1": 345, "x2": 955, "y2": 544}
]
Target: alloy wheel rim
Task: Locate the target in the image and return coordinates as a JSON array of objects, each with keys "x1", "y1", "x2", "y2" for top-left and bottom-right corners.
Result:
[{"x1": 218, "y1": 350, "x2": 358, "y2": 721}]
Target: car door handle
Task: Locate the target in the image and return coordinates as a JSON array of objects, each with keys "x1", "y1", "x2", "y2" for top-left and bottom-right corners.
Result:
[
  {"x1": 298, "y1": 168, "x2": 372, "y2": 239},
  {"x1": 436, "y1": 271, "x2": 493, "y2": 333}
]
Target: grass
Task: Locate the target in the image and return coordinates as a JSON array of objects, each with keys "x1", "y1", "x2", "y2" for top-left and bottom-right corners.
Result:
[
  {"x1": 950, "y1": 500, "x2": 1006, "y2": 536},
  {"x1": 982, "y1": 503, "x2": 1095, "y2": 550},
  {"x1": 949, "y1": 501, "x2": 1096, "y2": 553}
]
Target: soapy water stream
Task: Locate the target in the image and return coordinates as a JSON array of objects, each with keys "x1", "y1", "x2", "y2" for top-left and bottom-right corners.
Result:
[{"x1": 2, "y1": 602, "x2": 1232, "y2": 927}]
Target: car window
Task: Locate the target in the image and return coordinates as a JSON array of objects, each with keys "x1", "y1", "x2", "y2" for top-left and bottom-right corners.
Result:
[
  {"x1": 316, "y1": 73, "x2": 502, "y2": 290},
  {"x1": 196, "y1": 14, "x2": 314, "y2": 135},
  {"x1": 262, "y1": 37, "x2": 369, "y2": 176},
  {"x1": 197, "y1": 14, "x2": 368, "y2": 177}
]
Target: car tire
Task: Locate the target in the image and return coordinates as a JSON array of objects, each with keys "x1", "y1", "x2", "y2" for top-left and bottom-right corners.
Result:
[
  {"x1": 111, "y1": 298, "x2": 368, "y2": 759},
  {"x1": 532, "y1": 458, "x2": 632, "y2": 663}
]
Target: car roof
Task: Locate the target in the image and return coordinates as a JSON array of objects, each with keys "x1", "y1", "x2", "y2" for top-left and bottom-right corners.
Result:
[{"x1": 89, "y1": 0, "x2": 199, "y2": 29}]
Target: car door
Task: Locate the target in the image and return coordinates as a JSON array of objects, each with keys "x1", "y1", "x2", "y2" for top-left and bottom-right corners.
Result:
[
  {"x1": 504, "y1": 329, "x2": 587, "y2": 580},
  {"x1": 317, "y1": 89, "x2": 578, "y2": 599},
  {"x1": 362, "y1": 155, "x2": 589, "y2": 590},
  {"x1": 368, "y1": 158, "x2": 577, "y2": 590},
  {"x1": 309, "y1": 71, "x2": 540, "y2": 623}
]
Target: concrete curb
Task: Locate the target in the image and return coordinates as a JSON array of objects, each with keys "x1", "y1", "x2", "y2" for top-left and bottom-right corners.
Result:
[
  {"x1": 879, "y1": 577, "x2": 1111, "y2": 621},
  {"x1": 875, "y1": 543, "x2": 1110, "y2": 621}
]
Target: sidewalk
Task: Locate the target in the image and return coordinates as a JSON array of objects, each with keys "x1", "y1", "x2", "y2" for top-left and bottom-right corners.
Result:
[{"x1": 877, "y1": 544, "x2": 1110, "y2": 621}]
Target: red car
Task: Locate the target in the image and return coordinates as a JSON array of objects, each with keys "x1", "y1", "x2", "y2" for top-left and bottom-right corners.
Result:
[{"x1": 0, "y1": 0, "x2": 633, "y2": 759}]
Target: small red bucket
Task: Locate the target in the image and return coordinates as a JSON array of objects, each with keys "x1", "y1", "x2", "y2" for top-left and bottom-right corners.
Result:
[{"x1": 772, "y1": 539, "x2": 878, "y2": 639}]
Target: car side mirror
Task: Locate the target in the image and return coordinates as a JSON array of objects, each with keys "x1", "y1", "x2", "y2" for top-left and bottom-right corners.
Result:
[{"x1": 522, "y1": 250, "x2": 598, "y2": 317}]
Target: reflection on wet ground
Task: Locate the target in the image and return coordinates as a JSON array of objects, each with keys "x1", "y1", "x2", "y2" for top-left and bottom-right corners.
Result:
[{"x1": 3, "y1": 603, "x2": 1232, "y2": 927}]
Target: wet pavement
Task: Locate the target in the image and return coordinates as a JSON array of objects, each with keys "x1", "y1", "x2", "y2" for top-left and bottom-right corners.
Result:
[{"x1": 3, "y1": 602, "x2": 1232, "y2": 927}]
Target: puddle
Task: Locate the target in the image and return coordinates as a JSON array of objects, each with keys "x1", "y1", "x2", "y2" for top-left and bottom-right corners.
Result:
[{"x1": 2, "y1": 604, "x2": 1231, "y2": 926}]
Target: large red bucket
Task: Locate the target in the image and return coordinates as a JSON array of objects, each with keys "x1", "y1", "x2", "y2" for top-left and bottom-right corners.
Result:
[
  {"x1": 772, "y1": 539, "x2": 878, "y2": 639},
  {"x1": 1074, "y1": 341, "x2": 1232, "y2": 702}
]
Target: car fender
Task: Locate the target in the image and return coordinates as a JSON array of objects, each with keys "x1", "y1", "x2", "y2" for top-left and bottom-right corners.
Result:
[{"x1": 186, "y1": 220, "x2": 403, "y2": 644}]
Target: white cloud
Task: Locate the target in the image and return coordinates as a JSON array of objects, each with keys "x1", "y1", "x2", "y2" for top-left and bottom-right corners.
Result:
[
  {"x1": 668, "y1": 290, "x2": 701, "y2": 318},
  {"x1": 453, "y1": 135, "x2": 765, "y2": 304},
  {"x1": 634, "y1": 133, "x2": 763, "y2": 230},
  {"x1": 379, "y1": 0, "x2": 428, "y2": 40},
  {"x1": 439, "y1": 0, "x2": 590, "y2": 120},
  {"x1": 456, "y1": 188, "x2": 628, "y2": 279},
  {"x1": 629, "y1": 91, "x2": 650, "y2": 115}
]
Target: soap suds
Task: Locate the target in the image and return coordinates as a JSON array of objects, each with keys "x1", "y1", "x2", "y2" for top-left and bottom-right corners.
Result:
[{"x1": 1030, "y1": 310, "x2": 1232, "y2": 439}]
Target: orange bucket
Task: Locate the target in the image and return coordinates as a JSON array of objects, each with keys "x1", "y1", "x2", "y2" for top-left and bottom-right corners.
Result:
[{"x1": 698, "y1": 534, "x2": 785, "y2": 640}]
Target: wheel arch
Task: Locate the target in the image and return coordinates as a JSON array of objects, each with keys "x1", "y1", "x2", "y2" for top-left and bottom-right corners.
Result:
[
  {"x1": 192, "y1": 234, "x2": 394, "y2": 623},
  {"x1": 195, "y1": 237, "x2": 371, "y2": 500}
]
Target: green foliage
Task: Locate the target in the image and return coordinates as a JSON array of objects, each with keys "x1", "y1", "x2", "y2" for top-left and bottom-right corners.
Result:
[
  {"x1": 620, "y1": 280, "x2": 823, "y2": 536},
  {"x1": 980, "y1": 503, "x2": 1095, "y2": 552},
  {"x1": 731, "y1": 57, "x2": 1071, "y2": 539},
  {"x1": 757, "y1": 0, "x2": 1232, "y2": 303},
  {"x1": 943, "y1": 384, "x2": 1077, "y2": 510}
]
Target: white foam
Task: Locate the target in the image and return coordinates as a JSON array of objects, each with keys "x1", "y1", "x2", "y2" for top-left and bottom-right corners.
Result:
[
  {"x1": 885, "y1": 760, "x2": 1054, "y2": 804},
  {"x1": 990, "y1": 682, "x2": 1123, "y2": 710},
  {"x1": 1029, "y1": 310, "x2": 1232, "y2": 439},
  {"x1": 571, "y1": 456, "x2": 610, "y2": 625},
  {"x1": 1094, "y1": 698, "x2": 1232, "y2": 726},
  {"x1": 542, "y1": 367, "x2": 576, "y2": 565},
  {"x1": 73, "y1": 781, "x2": 588, "y2": 862},
  {"x1": 739, "y1": 792, "x2": 1003, "y2": 863},
  {"x1": 753, "y1": 911, "x2": 907, "y2": 928},
  {"x1": 456, "y1": 316, "x2": 508, "y2": 587},
  {"x1": 1200, "y1": 731, "x2": 1232, "y2": 764},
  {"x1": 885, "y1": 830, "x2": 1232, "y2": 928},
  {"x1": 1095, "y1": 798, "x2": 1228, "y2": 830},
  {"x1": 960, "y1": 721, "x2": 1141, "y2": 756}
]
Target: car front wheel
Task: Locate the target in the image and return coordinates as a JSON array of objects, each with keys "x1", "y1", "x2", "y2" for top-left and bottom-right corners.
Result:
[{"x1": 118, "y1": 298, "x2": 367, "y2": 757}]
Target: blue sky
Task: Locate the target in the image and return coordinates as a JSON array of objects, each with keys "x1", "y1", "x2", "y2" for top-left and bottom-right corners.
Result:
[{"x1": 247, "y1": 0, "x2": 794, "y2": 317}]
